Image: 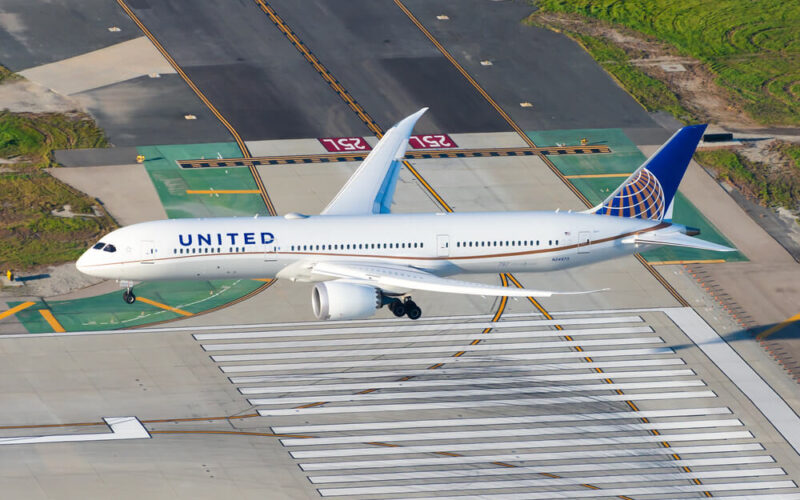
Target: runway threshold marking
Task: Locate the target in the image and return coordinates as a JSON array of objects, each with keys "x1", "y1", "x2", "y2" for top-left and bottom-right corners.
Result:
[
  {"x1": 177, "y1": 145, "x2": 612, "y2": 168},
  {"x1": 0, "y1": 301, "x2": 36, "y2": 321},
  {"x1": 757, "y1": 311, "x2": 800, "y2": 340},
  {"x1": 136, "y1": 297, "x2": 193, "y2": 317},
  {"x1": 38, "y1": 309, "x2": 65, "y2": 333},
  {"x1": 116, "y1": 0, "x2": 276, "y2": 217}
]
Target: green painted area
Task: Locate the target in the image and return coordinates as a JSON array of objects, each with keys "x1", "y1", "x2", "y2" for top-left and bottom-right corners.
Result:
[
  {"x1": 8, "y1": 142, "x2": 271, "y2": 334},
  {"x1": 137, "y1": 143, "x2": 267, "y2": 218},
  {"x1": 528, "y1": 129, "x2": 746, "y2": 263},
  {"x1": 8, "y1": 279, "x2": 262, "y2": 332}
]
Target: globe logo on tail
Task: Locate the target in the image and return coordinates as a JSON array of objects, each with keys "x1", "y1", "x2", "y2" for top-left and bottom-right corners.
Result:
[{"x1": 596, "y1": 168, "x2": 665, "y2": 220}]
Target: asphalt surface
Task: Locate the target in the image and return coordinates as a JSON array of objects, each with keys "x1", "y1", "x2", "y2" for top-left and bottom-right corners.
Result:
[{"x1": 0, "y1": 0, "x2": 139, "y2": 69}]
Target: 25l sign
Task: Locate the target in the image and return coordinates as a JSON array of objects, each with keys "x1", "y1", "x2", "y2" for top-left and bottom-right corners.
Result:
[
  {"x1": 318, "y1": 137, "x2": 372, "y2": 152},
  {"x1": 408, "y1": 134, "x2": 457, "y2": 149}
]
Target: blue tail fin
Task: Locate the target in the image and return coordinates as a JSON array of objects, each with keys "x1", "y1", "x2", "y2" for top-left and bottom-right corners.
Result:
[{"x1": 592, "y1": 124, "x2": 707, "y2": 221}]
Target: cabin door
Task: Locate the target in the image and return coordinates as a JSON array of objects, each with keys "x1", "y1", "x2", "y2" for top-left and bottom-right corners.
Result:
[
  {"x1": 577, "y1": 231, "x2": 591, "y2": 254},
  {"x1": 141, "y1": 240, "x2": 157, "y2": 264},
  {"x1": 436, "y1": 234, "x2": 450, "y2": 257},
  {"x1": 263, "y1": 235, "x2": 277, "y2": 261}
]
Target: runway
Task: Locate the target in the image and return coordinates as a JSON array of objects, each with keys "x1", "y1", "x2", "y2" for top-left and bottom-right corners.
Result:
[{"x1": 186, "y1": 307, "x2": 800, "y2": 498}]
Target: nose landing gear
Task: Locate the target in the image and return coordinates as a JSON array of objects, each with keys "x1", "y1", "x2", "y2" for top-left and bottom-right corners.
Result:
[
  {"x1": 122, "y1": 287, "x2": 136, "y2": 304},
  {"x1": 387, "y1": 296, "x2": 422, "y2": 320}
]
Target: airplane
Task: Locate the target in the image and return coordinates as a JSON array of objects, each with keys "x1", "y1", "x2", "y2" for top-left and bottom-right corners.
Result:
[{"x1": 76, "y1": 108, "x2": 733, "y2": 320}]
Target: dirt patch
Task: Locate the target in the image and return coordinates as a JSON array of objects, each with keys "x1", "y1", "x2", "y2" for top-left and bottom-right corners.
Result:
[{"x1": 0, "y1": 78, "x2": 82, "y2": 114}]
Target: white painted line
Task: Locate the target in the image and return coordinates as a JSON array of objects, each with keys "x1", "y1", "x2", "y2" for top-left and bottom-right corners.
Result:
[
  {"x1": 366, "y1": 481, "x2": 797, "y2": 500},
  {"x1": 308, "y1": 455, "x2": 775, "y2": 483},
  {"x1": 231, "y1": 358, "x2": 686, "y2": 383},
  {"x1": 248, "y1": 380, "x2": 704, "y2": 406},
  {"x1": 317, "y1": 468, "x2": 786, "y2": 496},
  {"x1": 212, "y1": 337, "x2": 664, "y2": 362},
  {"x1": 258, "y1": 390, "x2": 716, "y2": 416},
  {"x1": 666, "y1": 307, "x2": 800, "y2": 456},
  {"x1": 273, "y1": 407, "x2": 731, "y2": 433},
  {"x1": 221, "y1": 347, "x2": 675, "y2": 373},
  {"x1": 290, "y1": 430, "x2": 752, "y2": 458},
  {"x1": 202, "y1": 325, "x2": 651, "y2": 350},
  {"x1": 195, "y1": 316, "x2": 643, "y2": 341},
  {"x1": 240, "y1": 369, "x2": 695, "y2": 395},
  {"x1": 298, "y1": 443, "x2": 764, "y2": 470},
  {"x1": 662, "y1": 495, "x2": 800, "y2": 500},
  {"x1": 281, "y1": 419, "x2": 742, "y2": 446},
  {"x1": 0, "y1": 417, "x2": 150, "y2": 445}
]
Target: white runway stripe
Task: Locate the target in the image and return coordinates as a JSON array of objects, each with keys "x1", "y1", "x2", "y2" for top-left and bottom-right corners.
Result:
[
  {"x1": 230, "y1": 358, "x2": 686, "y2": 383},
  {"x1": 387, "y1": 481, "x2": 798, "y2": 500},
  {"x1": 258, "y1": 390, "x2": 716, "y2": 416},
  {"x1": 298, "y1": 443, "x2": 764, "y2": 470},
  {"x1": 202, "y1": 326, "x2": 653, "y2": 351},
  {"x1": 240, "y1": 369, "x2": 695, "y2": 395},
  {"x1": 220, "y1": 347, "x2": 675, "y2": 372},
  {"x1": 317, "y1": 468, "x2": 786, "y2": 496},
  {"x1": 281, "y1": 419, "x2": 742, "y2": 446},
  {"x1": 289, "y1": 430, "x2": 753, "y2": 458},
  {"x1": 248, "y1": 380, "x2": 704, "y2": 406},
  {"x1": 272, "y1": 407, "x2": 732, "y2": 433},
  {"x1": 662, "y1": 495, "x2": 800, "y2": 500},
  {"x1": 193, "y1": 316, "x2": 641, "y2": 341},
  {"x1": 308, "y1": 455, "x2": 775, "y2": 483},
  {"x1": 213, "y1": 338, "x2": 664, "y2": 362}
]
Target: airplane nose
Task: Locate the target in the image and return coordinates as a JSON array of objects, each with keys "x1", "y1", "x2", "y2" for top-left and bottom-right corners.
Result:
[{"x1": 75, "y1": 250, "x2": 91, "y2": 274}]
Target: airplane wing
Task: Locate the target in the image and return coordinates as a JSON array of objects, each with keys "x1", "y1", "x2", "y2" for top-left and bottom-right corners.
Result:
[
  {"x1": 310, "y1": 261, "x2": 604, "y2": 298},
  {"x1": 321, "y1": 108, "x2": 427, "y2": 216}
]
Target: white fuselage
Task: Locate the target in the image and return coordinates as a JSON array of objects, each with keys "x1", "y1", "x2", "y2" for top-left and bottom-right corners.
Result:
[{"x1": 76, "y1": 211, "x2": 667, "y2": 282}]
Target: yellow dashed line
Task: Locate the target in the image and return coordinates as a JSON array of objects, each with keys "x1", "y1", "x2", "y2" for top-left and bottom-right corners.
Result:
[
  {"x1": 38, "y1": 309, "x2": 65, "y2": 333},
  {"x1": 0, "y1": 301, "x2": 36, "y2": 321},
  {"x1": 136, "y1": 297, "x2": 193, "y2": 317}
]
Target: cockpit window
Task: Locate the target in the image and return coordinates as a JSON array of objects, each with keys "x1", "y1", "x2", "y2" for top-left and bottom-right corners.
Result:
[
  {"x1": 103, "y1": 244, "x2": 117, "y2": 253},
  {"x1": 93, "y1": 242, "x2": 105, "y2": 250}
]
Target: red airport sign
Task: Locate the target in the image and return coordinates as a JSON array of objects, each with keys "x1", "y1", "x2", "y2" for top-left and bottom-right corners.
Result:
[
  {"x1": 408, "y1": 134, "x2": 457, "y2": 149},
  {"x1": 318, "y1": 137, "x2": 372, "y2": 152}
]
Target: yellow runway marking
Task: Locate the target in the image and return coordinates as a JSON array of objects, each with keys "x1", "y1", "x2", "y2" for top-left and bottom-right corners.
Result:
[
  {"x1": 136, "y1": 297, "x2": 193, "y2": 317},
  {"x1": 757, "y1": 311, "x2": 800, "y2": 340},
  {"x1": 38, "y1": 309, "x2": 65, "y2": 333},
  {"x1": 0, "y1": 301, "x2": 36, "y2": 321},
  {"x1": 649, "y1": 259, "x2": 726, "y2": 266},
  {"x1": 564, "y1": 173, "x2": 632, "y2": 179},
  {"x1": 185, "y1": 189, "x2": 262, "y2": 194}
]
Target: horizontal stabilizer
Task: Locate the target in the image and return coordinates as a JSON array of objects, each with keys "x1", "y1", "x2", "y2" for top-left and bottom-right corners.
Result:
[
  {"x1": 311, "y1": 262, "x2": 605, "y2": 298},
  {"x1": 630, "y1": 232, "x2": 735, "y2": 252}
]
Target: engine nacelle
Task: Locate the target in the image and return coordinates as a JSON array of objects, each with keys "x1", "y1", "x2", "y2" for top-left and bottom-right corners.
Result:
[{"x1": 312, "y1": 281, "x2": 382, "y2": 320}]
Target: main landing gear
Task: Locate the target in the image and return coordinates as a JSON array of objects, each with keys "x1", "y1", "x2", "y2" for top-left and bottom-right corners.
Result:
[
  {"x1": 388, "y1": 296, "x2": 422, "y2": 320},
  {"x1": 122, "y1": 287, "x2": 136, "y2": 304}
]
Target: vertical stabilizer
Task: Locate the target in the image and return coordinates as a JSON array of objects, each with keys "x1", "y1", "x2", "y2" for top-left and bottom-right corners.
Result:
[{"x1": 591, "y1": 124, "x2": 706, "y2": 221}]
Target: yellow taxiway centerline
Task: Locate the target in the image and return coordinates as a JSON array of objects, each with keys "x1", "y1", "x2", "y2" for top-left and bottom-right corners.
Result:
[
  {"x1": 38, "y1": 309, "x2": 65, "y2": 333},
  {"x1": 757, "y1": 311, "x2": 800, "y2": 340},
  {"x1": 185, "y1": 189, "x2": 262, "y2": 194},
  {"x1": 136, "y1": 297, "x2": 193, "y2": 317},
  {"x1": 0, "y1": 301, "x2": 36, "y2": 321}
]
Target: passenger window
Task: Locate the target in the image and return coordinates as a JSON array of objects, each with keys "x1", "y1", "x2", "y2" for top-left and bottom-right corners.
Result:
[
  {"x1": 536, "y1": 240, "x2": 540, "y2": 246},
  {"x1": 549, "y1": 240, "x2": 552, "y2": 245},
  {"x1": 556, "y1": 240, "x2": 559, "y2": 245}
]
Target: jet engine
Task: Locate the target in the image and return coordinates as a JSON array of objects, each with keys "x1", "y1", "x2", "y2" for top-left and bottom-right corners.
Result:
[{"x1": 312, "y1": 281, "x2": 382, "y2": 320}]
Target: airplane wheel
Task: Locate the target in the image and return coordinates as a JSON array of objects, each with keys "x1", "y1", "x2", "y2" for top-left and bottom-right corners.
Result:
[
  {"x1": 389, "y1": 299, "x2": 405, "y2": 317},
  {"x1": 123, "y1": 290, "x2": 136, "y2": 304},
  {"x1": 406, "y1": 304, "x2": 422, "y2": 320}
]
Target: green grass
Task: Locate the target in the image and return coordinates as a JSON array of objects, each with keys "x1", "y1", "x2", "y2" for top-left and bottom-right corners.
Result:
[
  {"x1": 533, "y1": 0, "x2": 800, "y2": 126},
  {"x1": 695, "y1": 149, "x2": 800, "y2": 210},
  {"x1": 0, "y1": 111, "x2": 108, "y2": 168},
  {"x1": 0, "y1": 169, "x2": 117, "y2": 270},
  {"x1": 0, "y1": 64, "x2": 20, "y2": 84},
  {"x1": 568, "y1": 33, "x2": 694, "y2": 122}
]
